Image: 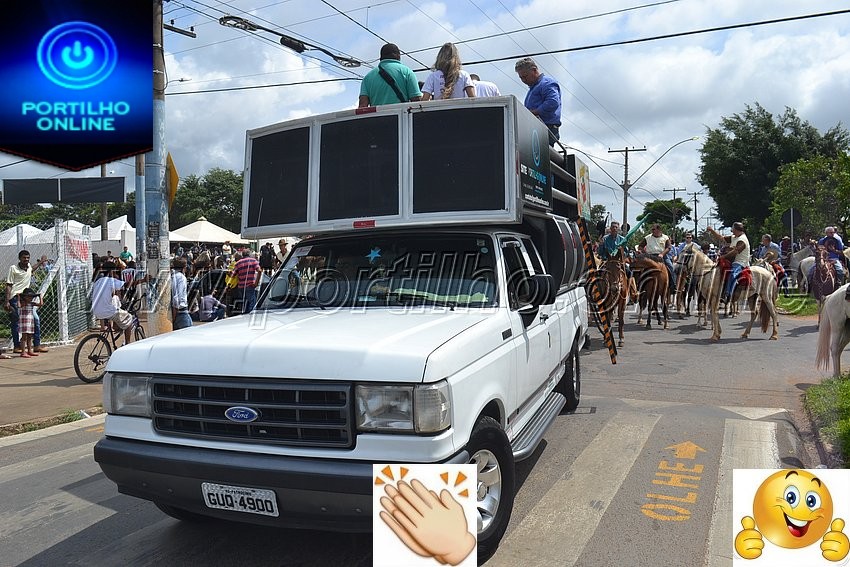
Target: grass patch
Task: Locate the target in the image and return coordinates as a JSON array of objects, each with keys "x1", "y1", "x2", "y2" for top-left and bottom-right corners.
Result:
[
  {"x1": 0, "y1": 406, "x2": 103, "y2": 438},
  {"x1": 776, "y1": 294, "x2": 818, "y2": 316},
  {"x1": 804, "y1": 375, "x2": 850, "y2": 467}
]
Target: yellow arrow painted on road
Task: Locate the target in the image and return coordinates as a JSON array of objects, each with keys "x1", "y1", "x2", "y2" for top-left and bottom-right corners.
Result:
[{"x1": 666, "y1": 441, "x2": 705, "y2": 460}]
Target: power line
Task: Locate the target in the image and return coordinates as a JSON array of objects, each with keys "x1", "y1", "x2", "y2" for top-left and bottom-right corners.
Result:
[
  {"x1": 167, "y1": 76, "x2": 359, "y2": 95},
  {"x1": 455, "y1": 8, "x2": 850, "y2": 68},
  {"x1": 320, "y1": 0, "x2": 429, "y2": 68},
  {"x1": 166, "y1": 8, "x2": 850, "y2": 95}
]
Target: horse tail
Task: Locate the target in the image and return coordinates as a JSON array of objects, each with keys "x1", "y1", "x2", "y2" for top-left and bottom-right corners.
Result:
[{"x1": 816, "y1": 304, "x2": 832, "y2": 372}]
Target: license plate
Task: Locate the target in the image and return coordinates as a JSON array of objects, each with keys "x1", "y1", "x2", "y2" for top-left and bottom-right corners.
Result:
[{"x1": 201, "y1": 482, "x2": 279, "y2": 517}]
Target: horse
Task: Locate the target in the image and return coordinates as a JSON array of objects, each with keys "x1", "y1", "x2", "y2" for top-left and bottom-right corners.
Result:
[
  {"x1": 599, "y1": 250, "x2": 629, "y2": 347},
  {"x1": 811, "y1": 247, "x2": 840, "y2": 327},
  {"x1": 683, "y1": 244, "x2": 779, "y2": 341},
  {"x1": 788, "y1": 243, "x2": 815, "y2": 287},
  {"x1": 631, "y1": 255, "x2": 669, "y2": 329},
  {"x1": 797, "y1": 256, "x2": 815, "y2": 294},
  {"x1": 675, "y1": 244, "x2": 715, "y2": 324},
  {"x1": 815, "y1": 283, "x2": 850, "y2": 377},
  {"x1": 752, "y1": 257, "x2": 789, "y2": 297}
]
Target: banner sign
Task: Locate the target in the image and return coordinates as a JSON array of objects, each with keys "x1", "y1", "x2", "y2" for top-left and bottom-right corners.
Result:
[
  {"x1": 515, "y1": 105, "x2": 552, "y2": 210},
  {"x1": 0, "y1": 0, "x2": 152, "y2": 170}
]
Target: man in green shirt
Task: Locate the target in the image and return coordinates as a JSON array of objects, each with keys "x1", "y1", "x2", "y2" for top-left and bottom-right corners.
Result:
[
  {"x1": 119, "y1": 246, "x2": 133, "y2": 263},
  {"x1": 358, "y1": 43, "x2": 422, "y2": 107}
]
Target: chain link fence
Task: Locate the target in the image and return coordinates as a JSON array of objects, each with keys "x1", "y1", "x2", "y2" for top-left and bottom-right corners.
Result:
[{"x1": 0, "y1": 219, "x2": 94, "y2": 349}]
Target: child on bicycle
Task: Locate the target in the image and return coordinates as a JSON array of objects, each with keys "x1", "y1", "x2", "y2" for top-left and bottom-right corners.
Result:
[{"x1": 18, "y1": 288, "x2": 41, "y2": 358}]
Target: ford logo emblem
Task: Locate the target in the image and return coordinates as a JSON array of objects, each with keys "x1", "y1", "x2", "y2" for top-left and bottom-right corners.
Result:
[{"x1": 224, "y1": 406, "x2": 260, "y2": 423}]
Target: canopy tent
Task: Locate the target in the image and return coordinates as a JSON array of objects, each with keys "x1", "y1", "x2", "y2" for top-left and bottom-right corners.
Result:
[
  {"x1": 0, "y1": 223, "x2": 43, "y2": 246},
  {"x1": 171, "y1": 216, "x2": 251, "y2": 245}
]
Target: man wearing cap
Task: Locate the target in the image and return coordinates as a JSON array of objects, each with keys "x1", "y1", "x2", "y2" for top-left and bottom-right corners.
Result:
[
  {"x1": 4, "y1": 249, "x2": 49, "y2": 354},
  {"x1": 514, "y1": 57, "x2": 562, "y2": 145},
  {"x1": 358, "y1": 43, "x2": 422, "y2": 107},
  {"x1": 708, "y1": 222, "x2": 750, "y2": 303}
]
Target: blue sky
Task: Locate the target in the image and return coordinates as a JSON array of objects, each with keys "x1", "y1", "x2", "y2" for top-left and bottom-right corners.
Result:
[{"x1": 3, "y1": 0, "x2": 850, "y2": 233}]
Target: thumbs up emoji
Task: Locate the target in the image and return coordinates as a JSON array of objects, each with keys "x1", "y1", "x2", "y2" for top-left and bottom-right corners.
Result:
[
  {"x1": 821, "y1": 518, "x2": 849, "y2": 562},
  {"x1": 735, "y1": 516, "x2": 764, "y2": 560}
]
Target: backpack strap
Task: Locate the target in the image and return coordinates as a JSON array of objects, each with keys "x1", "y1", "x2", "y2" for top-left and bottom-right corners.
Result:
[{"x1": 378, "y1": 64, "x2": 407, "y2": 103}]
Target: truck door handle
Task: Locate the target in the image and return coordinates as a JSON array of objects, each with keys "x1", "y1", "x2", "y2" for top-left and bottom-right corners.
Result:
[{"x1": 540, "y1": 313, "x2": 549, "y2": 322}]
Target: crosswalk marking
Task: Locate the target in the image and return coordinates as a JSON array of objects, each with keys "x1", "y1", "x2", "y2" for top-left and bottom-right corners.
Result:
[
  {"x1": 718, "y1": 407, "x2": 785, "y2": 420},
  {"x1": 0, "y1": 442, "x2": 95, "y2": 484},
  {"x1": 704, "y1": 419, "x2": 779, "y2": 567},
  {"x1": 490, "y1": 411, "x2": 661, "y2": 567}
]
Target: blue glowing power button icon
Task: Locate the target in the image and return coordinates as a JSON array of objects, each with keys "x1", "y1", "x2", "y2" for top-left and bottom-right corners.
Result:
[{"x1": 37, "y1": 21, "x2": 117, "y2": 89}]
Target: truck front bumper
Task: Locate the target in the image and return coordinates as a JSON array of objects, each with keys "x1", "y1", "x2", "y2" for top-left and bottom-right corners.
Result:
[{"x1": 94, "y1": 437, "x2": 469, "y2": 531}]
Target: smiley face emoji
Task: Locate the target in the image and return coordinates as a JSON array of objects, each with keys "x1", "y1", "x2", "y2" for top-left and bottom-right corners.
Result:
[{"x1": 752, "y1": 470, "x2": 833, "y2": 548}]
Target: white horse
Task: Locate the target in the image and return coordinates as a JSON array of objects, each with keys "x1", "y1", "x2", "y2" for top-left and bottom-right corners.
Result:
[
  {"x1": 788, "y1": 245, "x2": 815, "y2": 287},
  {"x1": 797, "y1": 256, "x2": 815, "y2": 294},
  {"x1": 815, "y1": 283, "x2": 850, "y2": 377},
  {"x1": 685, "y1": 245, "x2": 779, "y2": 341},
  {"x1": 676, "y1": 244, "x2": 717, "y2": 327}
]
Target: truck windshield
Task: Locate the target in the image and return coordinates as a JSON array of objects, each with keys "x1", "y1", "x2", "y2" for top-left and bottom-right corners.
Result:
[{"x1": 260, "y1": 234, "x2": 498, "y2": 310}]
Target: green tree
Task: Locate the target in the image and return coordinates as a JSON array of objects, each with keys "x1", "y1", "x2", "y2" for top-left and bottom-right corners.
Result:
[
  {"x1": 588, "y1": 204, "x2": 608, "y2": 240},
  {"x1": 170, "y1": 168, "x2": 243, "y2": 233},
  {"x1": 763, "y1": 154, "x2": 850, "y2": 241},
  {"x1": 698, "y1": 103, "x2": 849, "y2": 231},
  {"x1": 636, "y1": 198, "x2": 692, "y2": 227}
]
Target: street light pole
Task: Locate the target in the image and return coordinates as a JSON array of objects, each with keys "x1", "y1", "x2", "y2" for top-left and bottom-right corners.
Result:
[{"x1": 610, "y1": 137, "x2": 700, "y2": 228}]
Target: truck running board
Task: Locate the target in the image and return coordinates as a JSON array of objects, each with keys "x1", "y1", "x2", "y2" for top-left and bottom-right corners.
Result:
[{"x1": 511, "y1": 391, "x2": 566, "y2": 462}]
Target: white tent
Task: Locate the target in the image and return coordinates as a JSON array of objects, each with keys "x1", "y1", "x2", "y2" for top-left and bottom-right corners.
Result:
[
  {"x1": 171, "y1": 216, "x2": 251, "y2": 244},
  {"x1": 0, "y1": 224, "x2": 43, "y2": 246}
]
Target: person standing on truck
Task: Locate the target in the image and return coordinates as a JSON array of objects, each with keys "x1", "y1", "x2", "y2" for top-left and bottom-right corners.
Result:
[
  {"x1": 234, "y1": 249, "x2": 261, "y2": 314},
  {"x1": 470, "y1": 73, "x2": 500, "y2": 97},
  {"x1": 358, "y1": 43, "x2": 422, "y2": 107},
  {"x1": 421, "y1": 42, "x2": 475, "y2": 101},
  {"x1": 514, "y1": 57, "x2": 562, "y2": 145}
]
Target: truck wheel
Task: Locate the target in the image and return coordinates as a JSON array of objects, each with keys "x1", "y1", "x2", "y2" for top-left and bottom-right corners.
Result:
[
  {"x1": 556, "y1": 341, "x2": 581, "y2": 412},
  {"x1": 468, "y1": 416, "x2": 515, "y2": 563},
  {"x1": 155, "y1": 502, "x2": 211, "y2": 523}
]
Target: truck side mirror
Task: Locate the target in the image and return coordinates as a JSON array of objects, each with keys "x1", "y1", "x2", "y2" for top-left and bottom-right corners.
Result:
[{"x1": 530, "y1": 274, "x2": 557, "y2": 306}]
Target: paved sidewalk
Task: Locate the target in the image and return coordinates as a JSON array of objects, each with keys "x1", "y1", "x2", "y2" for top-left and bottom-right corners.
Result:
[{"x1": 0, "y1": 343, "x2": 104, "y2": 426}]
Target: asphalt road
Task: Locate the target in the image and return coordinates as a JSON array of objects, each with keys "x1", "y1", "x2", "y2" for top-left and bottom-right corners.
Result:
[{"x1": 0, "y1": 309, "x2": 831, "y2": 567}]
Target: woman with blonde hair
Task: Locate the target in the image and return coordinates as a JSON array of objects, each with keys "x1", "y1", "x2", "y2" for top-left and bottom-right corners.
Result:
[{"x1": 421, "y1": 43, "x2": 475, "y2": 100}]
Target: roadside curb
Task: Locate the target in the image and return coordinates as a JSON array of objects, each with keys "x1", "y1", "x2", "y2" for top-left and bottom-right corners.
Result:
[
  {"x1": 0, "y1": 410, "x2": 105, "y2": 448},
  {"x1": 803, "y1": 400, "x2": 844, "y2": 468}
]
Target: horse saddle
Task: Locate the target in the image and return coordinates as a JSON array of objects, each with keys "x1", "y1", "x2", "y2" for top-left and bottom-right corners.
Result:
[{"x1": 717, "y1": 258, "x2": 752, "y2": 287}]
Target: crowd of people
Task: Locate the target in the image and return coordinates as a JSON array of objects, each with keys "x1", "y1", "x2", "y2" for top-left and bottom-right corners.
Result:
[{"x1": 358, "y1": 42, "x2": 562, "y2": 144}]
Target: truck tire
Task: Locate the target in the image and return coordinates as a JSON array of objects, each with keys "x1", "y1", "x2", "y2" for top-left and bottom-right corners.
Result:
[
  {"x1": 556, "y1": 340, "x2": 581, "y2": 412},
  {"x1": 468, "y1": 416, "x2": 515, "y2": 563},
  {"x1": 155, "y1": 502, "x2": 211, "y2": 523}
]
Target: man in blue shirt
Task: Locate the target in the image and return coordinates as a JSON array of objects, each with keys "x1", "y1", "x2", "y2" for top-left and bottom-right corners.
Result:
[
  {"x1": 359, "y1": 43, "x2": 422, "y2": 107},
  {"x1": 515, "y1": 57, "x2": 562, "y2": 145}
]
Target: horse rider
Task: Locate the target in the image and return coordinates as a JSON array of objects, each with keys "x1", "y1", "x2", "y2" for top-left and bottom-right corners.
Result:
[
  {"x1": 757, "y1": 233, "x2": 789, "y2": 296},
  {"x1": 817, "y1": 226, "x2": 846, "y2": 285},
  {"x1": 640, "y1": 224, "x2": 675, "y2": 289},
  {"x1": 707, "y1": 222, "x2": 750, "y2": 304}
]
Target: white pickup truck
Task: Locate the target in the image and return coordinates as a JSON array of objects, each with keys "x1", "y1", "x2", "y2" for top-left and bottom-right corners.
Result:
[{"x1": 95, "y1": 96, "x2": 590, "y2": 559}]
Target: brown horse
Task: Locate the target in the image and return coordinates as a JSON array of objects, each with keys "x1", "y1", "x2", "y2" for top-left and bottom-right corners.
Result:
[
  {"x1": 811, "y1": 247, "x2": 839, "y2": 327},
  {"x1": 631, "y1": 255, "x2": 669, "y2": 329},
  {"x1": 600, "y1": 250, "x2": 629, "y2": 347}
]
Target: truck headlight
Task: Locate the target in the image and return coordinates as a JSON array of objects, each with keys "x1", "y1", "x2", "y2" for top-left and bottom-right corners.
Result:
[
  {"x1": 104, "y1": 373, "x2": 151, "y2": 417},
  {"x1": 356, "y1": 380, "x2": 451, "y2": 434}
]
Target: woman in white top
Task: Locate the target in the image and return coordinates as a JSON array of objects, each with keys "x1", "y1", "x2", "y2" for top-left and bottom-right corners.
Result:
[{"x1": 421, "y1": 43, "x2": 475, "y2": 101}]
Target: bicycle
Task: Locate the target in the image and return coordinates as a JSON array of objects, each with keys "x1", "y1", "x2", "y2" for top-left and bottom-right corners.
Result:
[{"x1": 74, "y1": 295, "x2": 146, "y2": 383}]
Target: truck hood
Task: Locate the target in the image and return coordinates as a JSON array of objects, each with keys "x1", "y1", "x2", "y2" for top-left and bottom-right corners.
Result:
[{"x1": 108, "y1": 308, "x2": 493, "y2": 382}]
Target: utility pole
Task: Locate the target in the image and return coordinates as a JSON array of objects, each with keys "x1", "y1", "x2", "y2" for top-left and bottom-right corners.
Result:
[
  {"x1": 146, "y1": 0, "x2": 170, "y2": 335},
  {"x1": 608, "y1": 146, "x2": 646, "y2": 228},
  {"x1": 100, "y1": 164, "x2": 108, "y2": 241},
  {"x1": 663, "y1": 187, "x2": 683, "y2": 242},
  {"x1": 688, "y1": 189, "x2": 704, "y2": 237}
]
